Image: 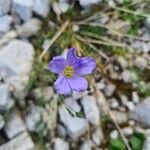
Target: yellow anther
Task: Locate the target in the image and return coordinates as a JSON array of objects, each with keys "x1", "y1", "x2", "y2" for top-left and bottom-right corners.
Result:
[{"x1": 63, "y1": 66, "x2": 74, "y2": 78}]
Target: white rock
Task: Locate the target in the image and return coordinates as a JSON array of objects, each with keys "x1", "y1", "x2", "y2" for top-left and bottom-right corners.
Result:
[
  {"x1": 0, "y1": 115, "x2": 5, "y2": 130},
  {"x1": 33, "y1": 0, "x2": 50, "y2": 18},
  {"x1": 143, "y1": 130, "x2": 150, "y2": 150},
  {"x1": 25, "y1": 106, "x2": 45, "y2": 132},
  {"x1": 57, "y1": 124, "x2": 67, "y2": 138},
  {"x1": 72, "y1": 91, "x2": 88, "y2": 100},
  {"x1": 117, "y1": 57, "x2": 127, "y2": 69},
  {"x1": 120, "y1": 95, "x2": 135, "y2": 110},
  {"x1": 126, "y1": 101, "x2": 135, "y2": 111},
  {"x1": 141, "y1": 42, "x2": 150, "y2": 53},
  {"x1": 109, "y1": 98, "x2": 119, "y2": 109},
  {"x1": 111, "y1": 111, "x2": 128, "y2": 124},
  {"x1": 130, "y1": 99, "x2": 150, "y2": 127},
  {"x1": 132, "y1": 92, "x2": 139, "y2": 104},
  {"x1": 0, "y1": 40, "x2": 34, "y2": 98},
  {"x1": 53, "y1": 138, "x2": 69, "y2": 150},
  {"x1": 92, "y1": 127, "x2": 103, "y2": 146},
  {"x1": 59, "y1": 104, "x2": 87, "y2": 139},
  {"x1": 0, "y1": 84, "x2": 13, "y2": 112},
  {"x1": 52, "y1": 2, "x2": 69, "y2": 15},
  {"x1": 17, "y1": 18, "x2": 42, "y2": 38},
  {"x1": 128, "y1": 120, "x2": 135, "y2": 127},
  {"x1": 44, "y1": 96, "x2": 58, "y2": 131},
  {"x1": 134, "y1": 126, "x2": 146, "y2": 134},
  {"x1": 81, "y1": 95, "x2": 100, "y2": 126},
  {"x1": 0, "y1": 15, "x2": 12, "y2": 33},
  {"x1": 96, "y1": 80, "x2": 106, "y2": 90},
  {"x1": 100, "y1": 16, "x2": 109, "y2": 25},
  {"x1": 0, "y1": 132, "x2": 34, "y2": 150},
  {"x1": 0, "y1": 0, "x2": 11, "y2": 16},
  {"x1": 33, "y1": 86, "x2": 54, "y2": 102},
  {"x1": 110, "y1": 130, "x2": 119, "y2": 139},
  {"x1": 65, "y1": 97, "x2": 81, "y2": 112},
  {"x1": 5, "y1": 110, "x2": 26, "y2": 139},
  {"x1": 120, "y1": 95, "x2": 128, "y2": 106},
  {"x1": 80, "y1": 140, "x2": 92, "y2": 150},
  {"x1": 42, "y1": 39, "x2": 50, "y2": 50},
  {"x1": 12, "y1": 0, "x2": 33, "y2": 21},
  {"x1": 59, "y1": 2, "x2": 69, "y2": 13},
  {"x1": 122, "y1": 127, "x2": 133, "y2": 136},
  {"x1": 108, "y1": 0, "x2": 116, "y2": 7},
  {"x1": 145, "y1": 17, "x2": 150, "y2": 30},
  {"x1": 135, "y1": 57, "x2": 147, "y2": 70},
  {"x1": 72, "y1": 24, "x2": 79, "y2": 32},
  {"x1": 121, "y1": 70, "x2": 135, "y2": 83},
  {"x1": 104, "y1": 84, "x2": 116, "y2": 97},
  {"x1": 79, "y1": 0, "x2": 101, "y2": 7}
]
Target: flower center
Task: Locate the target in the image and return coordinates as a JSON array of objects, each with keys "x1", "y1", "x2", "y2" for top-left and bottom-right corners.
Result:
[{"x1": 63, "y1": 66, "x2": 74, "y2": 78}]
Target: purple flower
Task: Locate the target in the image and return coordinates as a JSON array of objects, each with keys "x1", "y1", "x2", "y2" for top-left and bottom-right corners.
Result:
[{"x1": 49, "y1": 48, "x2": 96, "y2": 94}]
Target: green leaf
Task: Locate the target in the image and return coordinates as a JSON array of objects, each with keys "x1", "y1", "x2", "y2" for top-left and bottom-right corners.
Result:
[
  {"x1": 129, "y1": 133, "x2": 146, "y2": 150},
  {"x1": 76, "y1": 112, "x2": 84, "y2": 118},
  {"x1": 109, "y1": 138, "x2": 126, "y2": 150}
]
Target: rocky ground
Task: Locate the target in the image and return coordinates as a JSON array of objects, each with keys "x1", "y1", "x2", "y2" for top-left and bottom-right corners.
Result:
[{"x1": 0, "y1": 0, "x2": 150, "y2": 150}]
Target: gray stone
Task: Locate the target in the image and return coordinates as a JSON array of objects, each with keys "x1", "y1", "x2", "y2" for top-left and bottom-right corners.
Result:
[
  {"x1": 81, "y1": 95, "x2": 100, "y2": 126},
  {"x1": 0, "y1": 84, "x2": 13, "y2": 112},
  {"x1": 130, "y1": 99, "x2": 150, "y2": 127},
  {"x1": 108, "y1": 0, "x2": 116, "y2": 7},
  {"x1": 4, "y1": 110, "x2": 26, "y2": 139},
  {"x1": 117, "y1": 57, "x2": 127, "y2": 69},
  {"x1": 17, "y1": 18, "x2": 42, "y2": 38},
  {"x1": 33, "y1": 86, "x2": 54, "y2": 102},
  {"x1": 109, "y1": 98, "x2": 119, "y2": 109},
  {"x1": 122, "y1": 127, "x2": 133, "y2": 137},
  {"x1": 52, "y1": 2, "x2": 69, "y2": 15},
  {"x1": 0, "y1": 40, "x2": 34, "y2": 98},
  {"x1": 64, "y1": 97, "x2": 81, "y2": 112},
  {"x1": 121, "y1": 70, "x2": 136, "y2": 83},
  {"x1": 33, "y1": 0, "x2": 50, "y2": 18},
  {"x1": 0, "y1": 115, "x2": 4, "y2": 130},
  {"x1": 0, "y1": 0, "x2": 11, "y2": 16},
  {"x1": 126, "y1": 101, "x2": 135, "y2": 111},
  {"x1": 135, "y1": 56, "x2": 147, "y2": 70},
  {"x1": 79, "y1": 0, "x2": 101, "y2": 7},
  {"x1": 0, "y1": 15, "x2": 12, "y2": 33},
  {"x1": 53, "y1": 138, "x2": 69, "y2": 150},
  {"x1": 145, "y1": 17, "x2": 150, "y2": 30},
  {"x1": 72, "y1": 24, "x2": 79, "y2": 32},
  {"x1": 59, "y1": 101, "x2": 87, "y2": 139},
  {"x1": 80, "y1": 140, "x2": 92, "y2": 150},
  {"x1": 43, "y1": 95, "x2": 58, "y2": 131},
  {"x1": 0, "y1": 132, "x2": 34, "y2": 150},
  {"x1": 96, "y1": 79, "x2": 106, "y2": 90},
  {"x1": 132, "y1": 91, "x2": 139, "y2": 104},
  {"x1": 141, "y1": 42, "x2": 150, "y2": 53},
  {"x1": 72, "y1": 91, "x2": 88, "y2": 100},
  {"x1": 92, "y1": 127, "x2": 103, "y2": 146},
  {"x1": 110, "y1": 130, "x2": 119, "y2": 139},
  {"x1": 57, "y1": 124, "x2": 67, "y2": 138},
  {"x1": 12, "y1": 0, "x2": 33, "y2": 21},
  {"x1": 144, "y1": 130, "x2": 150, "y2": 150},
  {"x1": 104, "y1": 84, "x2": 116, "y2": 97},
  {"x1": 25, "y1": 106, "x2": 45, "y2": 132},
  {"x1": 111, "y1": 110, "x2": 128, "y2": 124}
]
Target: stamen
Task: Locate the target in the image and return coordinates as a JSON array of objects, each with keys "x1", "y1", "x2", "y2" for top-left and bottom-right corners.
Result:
[{"x1": 63, "y1": 66, "x2": 74, "y2": 78}]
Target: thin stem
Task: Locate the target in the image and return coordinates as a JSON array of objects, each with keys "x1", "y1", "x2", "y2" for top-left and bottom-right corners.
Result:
[
  {"x1": 39, "y1": 20, "x2": 69, "y2": 60},
  {"x1": 112, "y1": 6, "x2": 150, "y2": 18},
  {"x1": 75, "y1": 34, "x2": 110, "y2": 62}
]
